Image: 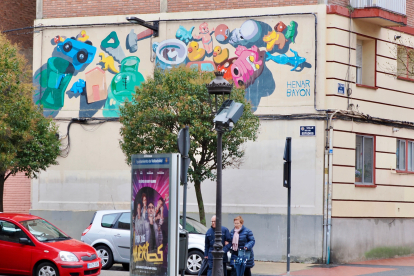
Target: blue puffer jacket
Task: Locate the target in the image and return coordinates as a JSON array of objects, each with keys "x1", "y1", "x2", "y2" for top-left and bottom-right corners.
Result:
[
  {"x1": 204, "y1": 226, "x2": 232, "y2": 263},
  {"x1": 224, "y1": 225, "x2": 255, "y2": 268}
]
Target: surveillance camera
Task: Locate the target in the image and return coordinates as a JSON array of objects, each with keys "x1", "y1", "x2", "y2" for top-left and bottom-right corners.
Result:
[
  {"x1": 394, "y1": 35, "x2": 401, "y2": 40},
  {"x1": 393, "y1": 127, "x2": 400, "y2": 132},
  {"x1": 213, "y1": 100, "x2": 244, "y2": 131}
]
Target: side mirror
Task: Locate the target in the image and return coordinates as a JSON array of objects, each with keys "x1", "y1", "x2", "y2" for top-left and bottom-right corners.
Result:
[{"x1": 19, "y1": 237, "x2": 32, "y2": 245}]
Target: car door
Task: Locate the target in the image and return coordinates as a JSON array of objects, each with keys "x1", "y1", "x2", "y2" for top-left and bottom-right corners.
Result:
[
  {"x1": 0, "y1": 220, "x2": 33, "y2": 274},
  {"x1": 110, "y1": 212, "x2": 131, "y2": 261}
]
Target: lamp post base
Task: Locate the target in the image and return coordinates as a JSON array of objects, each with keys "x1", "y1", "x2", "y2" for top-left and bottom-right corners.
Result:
[{"x1": 212, "y1": 245, "x2": 224, "y2": 276}]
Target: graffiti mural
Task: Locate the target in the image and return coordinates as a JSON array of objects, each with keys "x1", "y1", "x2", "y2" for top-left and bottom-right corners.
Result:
[{"x1": 35, "y1": 15, "x2": 314, "y2": 117}]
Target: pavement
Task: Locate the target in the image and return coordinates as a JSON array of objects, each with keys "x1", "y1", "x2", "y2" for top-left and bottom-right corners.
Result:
[{"x1": 100, "y1": 256, "x2": 414, "y2": 275}]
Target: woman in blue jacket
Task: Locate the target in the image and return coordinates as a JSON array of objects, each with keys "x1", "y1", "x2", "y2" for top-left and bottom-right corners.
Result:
[{"x1": 225, "y1": 216, "x2": 255, "y2": 276}]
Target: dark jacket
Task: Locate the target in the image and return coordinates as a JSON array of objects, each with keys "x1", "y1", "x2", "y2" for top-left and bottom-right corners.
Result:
[
  {"x1": 204, "y1": 226, "x2": 231, "y2": 263},
  {"x1": 224, "y1": 225, "x2": 255, "y2": 268}
]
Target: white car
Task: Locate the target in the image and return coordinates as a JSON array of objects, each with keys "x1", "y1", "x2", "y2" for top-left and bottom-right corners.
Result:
[{"x1": 81, "y1": 210, "x2": 207, "y2": 274}]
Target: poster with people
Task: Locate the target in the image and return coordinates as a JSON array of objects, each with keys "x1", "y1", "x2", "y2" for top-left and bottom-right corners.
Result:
[{"x1": 131, "y1": 167, "x2": 170, "y2": 275}]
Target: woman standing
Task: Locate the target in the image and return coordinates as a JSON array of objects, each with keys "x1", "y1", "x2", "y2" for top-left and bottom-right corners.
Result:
[{"x1": 225, "y1": 216, "x2": 255, "y2": 276}]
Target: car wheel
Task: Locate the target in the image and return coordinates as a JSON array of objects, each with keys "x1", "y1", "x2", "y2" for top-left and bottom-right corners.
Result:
[
  {"x1": 95, "y1": 245, "x2": 113, "y2": 270},
  {"x1": 36, "y1": 262, "x2": 59, "y2": 276},
  {"x1": 63, "y1": 41, "x2": 72, "y2": 52},
  {"x1": 186, "y1": 250, "x2": 204, "y2": 275},
  {"x1": 85, "y1": 40, "x2": 93, "y2": 46},
  {"x1": 77, "y1": 50, "x2": 88, "y2": 63},
  {"x1": 122, "y1": 263, "x2": 130, "y2": 271}
]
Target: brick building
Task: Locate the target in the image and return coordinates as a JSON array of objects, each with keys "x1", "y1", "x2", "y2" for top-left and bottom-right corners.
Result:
[
  {"x1": 0, "y1": 0, "x2": 36, "y2": 214},
  {"x1": 26, "y1": 0, "x2": 414, "y2": 268}
]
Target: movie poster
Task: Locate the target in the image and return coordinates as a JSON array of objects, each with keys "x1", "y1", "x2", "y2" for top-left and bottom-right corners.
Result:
[{"x1": 131, "y1": 167, "x2": 170, "y2": 276}]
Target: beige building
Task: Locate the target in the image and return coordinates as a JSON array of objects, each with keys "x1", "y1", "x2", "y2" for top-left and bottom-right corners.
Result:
[{"x1": 31, "y1": 0, "x2": 414, "y2": 263}]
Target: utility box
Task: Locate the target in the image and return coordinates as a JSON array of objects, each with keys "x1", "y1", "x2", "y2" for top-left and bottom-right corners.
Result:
[{"x1": 179, "y1": 229, "x2": 189, "y2": 272}]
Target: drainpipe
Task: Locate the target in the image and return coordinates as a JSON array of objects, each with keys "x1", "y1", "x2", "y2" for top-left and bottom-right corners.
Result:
[
  {"x1": 326, "y1": 110, "x2": 339, "y2": 264},
  {"x1": 322, "y1": 115, "x2": 329, "y2": 263}
]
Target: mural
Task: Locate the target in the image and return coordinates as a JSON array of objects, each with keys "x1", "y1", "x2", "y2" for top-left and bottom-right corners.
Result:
[{"x1": 35, "y1": 16, "x2": 314, "y2": 117}]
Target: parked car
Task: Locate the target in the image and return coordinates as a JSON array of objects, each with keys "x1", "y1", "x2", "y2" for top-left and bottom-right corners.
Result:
[
  {"x1": 0, "y1": 213, "x2": 101, "y2": 276},
  {"x1": 81, "y1": 210, "x2": 208, "y2": 274}
]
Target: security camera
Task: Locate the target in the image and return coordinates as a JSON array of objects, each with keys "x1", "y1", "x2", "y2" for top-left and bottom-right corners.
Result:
[
  {"x1": 394, "y1": 35, "x2": 401, "y2": 40},
  {"x1": 213, "y1": 100, "x2": 244, "y2": 131},
  {"x1": 393, "y1": 127, "x2": 400, "y2": 132}
]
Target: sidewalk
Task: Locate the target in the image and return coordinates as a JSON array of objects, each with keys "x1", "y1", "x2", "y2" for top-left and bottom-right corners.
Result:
[
  {"x1": 102, "y1": 256, "x2": 414, "y2": 276},
  {"x1": 252, "y1": 256, "x2": 414, "y2": 276}
]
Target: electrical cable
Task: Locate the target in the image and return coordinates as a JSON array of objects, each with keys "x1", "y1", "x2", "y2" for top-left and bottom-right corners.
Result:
[{"x1": 58, "y1": 117, "x2": 118, "y2": 158}]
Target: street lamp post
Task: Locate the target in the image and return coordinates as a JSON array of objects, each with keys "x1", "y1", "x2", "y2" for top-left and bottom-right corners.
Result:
[{"x1": 206, "y1": 71, "x2": 233, "y2": 276}]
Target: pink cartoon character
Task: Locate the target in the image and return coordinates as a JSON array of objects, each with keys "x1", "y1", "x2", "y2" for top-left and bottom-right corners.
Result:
[
  {"x1": 231, "y1": 45, "x2": 266, "y2": 88},
  {"x1": 193, "y1": 22, "x2": 215, "y2": 54}
]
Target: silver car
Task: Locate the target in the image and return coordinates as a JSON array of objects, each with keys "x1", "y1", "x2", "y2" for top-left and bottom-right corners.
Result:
[{"x1": 81, "y1": 210, "x2": 208, "y2": 274}]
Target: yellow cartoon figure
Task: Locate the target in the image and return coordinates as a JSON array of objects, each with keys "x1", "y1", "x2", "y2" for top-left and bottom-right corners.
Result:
[{"x1": 98, "y1": 53, "x2": 119, "y2": 74}]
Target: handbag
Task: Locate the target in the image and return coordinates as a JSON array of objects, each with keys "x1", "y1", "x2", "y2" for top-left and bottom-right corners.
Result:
[{"x1": 198, "y1": 258, "x2": 209, "y2": 276}]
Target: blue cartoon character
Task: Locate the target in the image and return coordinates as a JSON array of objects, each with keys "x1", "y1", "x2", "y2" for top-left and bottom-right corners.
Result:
[
  {"x1": 70, "y1": 79, "x2": 86, "y2": 93},
  {"x1": 57, "y1": 38, "x2": 96, "y2": 70},
  {"x1": 176, "y1": 25, "x2": 194, "y2": 45},
  {"x1": 265, "y1": 49, "x2": 306, "y2": 71}
]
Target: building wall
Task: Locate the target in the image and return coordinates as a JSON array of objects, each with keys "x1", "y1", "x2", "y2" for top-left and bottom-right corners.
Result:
[
  {"x1": 41, "y1": 0, "x2": 159, "y2": 19},
  {"x1": 39, "y1": 0, "x2": 319, "y2": 19},
  {"x1": 1, "y1": 0, "x2": 36, "y2": 213},
  {"x1": 3, "y1": 173, "x2": 31, "y2": 213},
  {"x1": 326, "y1": 12, "x2": 414, "y2": 261},
  {"x1": 32, "y1": 4, "x2": 327, "y2": 262},
  {"x1": 325, "y1": 14, "x2": 414, "y2": 121},
  {"x1": 0, "y1": 0, "x2": 36, "y2": 47}
]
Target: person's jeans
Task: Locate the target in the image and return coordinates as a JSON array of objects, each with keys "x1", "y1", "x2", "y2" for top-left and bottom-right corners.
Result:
[
  {"x1": 207, "y1": 261, "x2": 228, "y2": 276},
  {"x1": 230, "y1": 266, "x2": 251, "y2": 276}
]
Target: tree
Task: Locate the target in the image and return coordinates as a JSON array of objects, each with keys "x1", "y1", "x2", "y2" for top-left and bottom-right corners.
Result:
[
  {"x1": 119, "y1": 67, "x2": 259, "y2": 225},
  {"x1": 0, "y1": 33, "x2": 61, "y2": 212}
]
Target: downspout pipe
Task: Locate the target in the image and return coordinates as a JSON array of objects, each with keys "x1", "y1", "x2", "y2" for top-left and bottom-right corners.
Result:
[
  {"x1": 326, "y1": 110, "x2": 339, "y2": 264},
  {"x1": 322, "y1": 114, "x2": 329, "y2": 263}
]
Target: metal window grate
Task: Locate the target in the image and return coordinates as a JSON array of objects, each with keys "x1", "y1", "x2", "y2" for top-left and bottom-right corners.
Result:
[{"x1": 350, "y1": 0, "x2": 406, "y2": 15}]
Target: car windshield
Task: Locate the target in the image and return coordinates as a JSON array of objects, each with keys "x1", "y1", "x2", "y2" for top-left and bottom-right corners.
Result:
[
  {"x1": 180, "y1": 217, "x2": 208, "y2": 234},
  {"x1": 20, "y1": 219, "x2": 70, "y2": 242}
]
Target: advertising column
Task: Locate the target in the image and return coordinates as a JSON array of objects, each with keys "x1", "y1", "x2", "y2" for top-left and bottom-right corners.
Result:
[{"x1": 131, "y1": 154, "x2": 180, "y2": 276}]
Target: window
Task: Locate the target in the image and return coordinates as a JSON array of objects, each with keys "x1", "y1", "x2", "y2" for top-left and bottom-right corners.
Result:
[
  {"x1": 356, "y1": 38, "x2": 376, "y2": 87},
  {"x1": 116, "y1": 213, "x2": 130, "y2": 230},
  {"x1": 397, "y1": 46, "x2": 414, "y2": 81},
  {"x1": 20, "y1": 219, "x2": 69, "y2": 242},
  {"x1": 396, "y1": 139, "x2": 414, "y2": 172},
  {"x1": 0, "y1": 220, "x2": 28, "y2": 243},
  {"x1": 355, "y1": 135, "x2": 374, "y2": 184},
  {"x1": 101, "y1": 213, "x2": 120, "y2": 228}
]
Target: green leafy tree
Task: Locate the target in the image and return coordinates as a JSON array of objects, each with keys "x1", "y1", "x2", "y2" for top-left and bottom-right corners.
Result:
[
  {"x1": 0, "y1": 33, "x2": 61, "y2": 212},
  {"x1": 119, "y1": 67, "x2": 259, "y2": 225}
]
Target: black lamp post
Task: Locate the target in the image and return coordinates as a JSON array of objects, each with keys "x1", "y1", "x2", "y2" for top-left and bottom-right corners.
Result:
[{"x1": 206, "y1": 71, "x2": 233, "y2": 276}]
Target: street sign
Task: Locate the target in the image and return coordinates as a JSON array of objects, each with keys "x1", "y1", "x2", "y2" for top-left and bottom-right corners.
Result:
[
  {"x1": 338, "y1": 83, "x2": 344, "y2": 94},
  {"x1": 283, "y1": 137, "x2": 291, "y2": 188},
  {"x1": 177, "y1": 126, "x2": 191, "y2": 183},
  {"x1": 300, "y1": 126, "x2": 315, "y2": 136},
  {"x1": 177, "y1": 127, "x2": 190, "y2": 157}
]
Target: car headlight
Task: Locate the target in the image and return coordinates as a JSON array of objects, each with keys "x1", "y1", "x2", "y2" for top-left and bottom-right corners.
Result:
[{"x1": 59, "y1": 251, "x2": 79, "y2": 262}]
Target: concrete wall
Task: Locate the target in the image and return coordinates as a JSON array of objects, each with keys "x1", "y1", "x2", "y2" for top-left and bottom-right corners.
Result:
[
  {"x1": 331, "y1": 217, "x2": 414, "y2": 263},
  {"x1": 31, "y1": 118, "x2": 326, "y2": 261}
]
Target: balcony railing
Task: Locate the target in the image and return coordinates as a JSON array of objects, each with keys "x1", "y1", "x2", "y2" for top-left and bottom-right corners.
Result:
[{"x1": 350, "y1": 0, "x2": 406, "y2": 15}]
